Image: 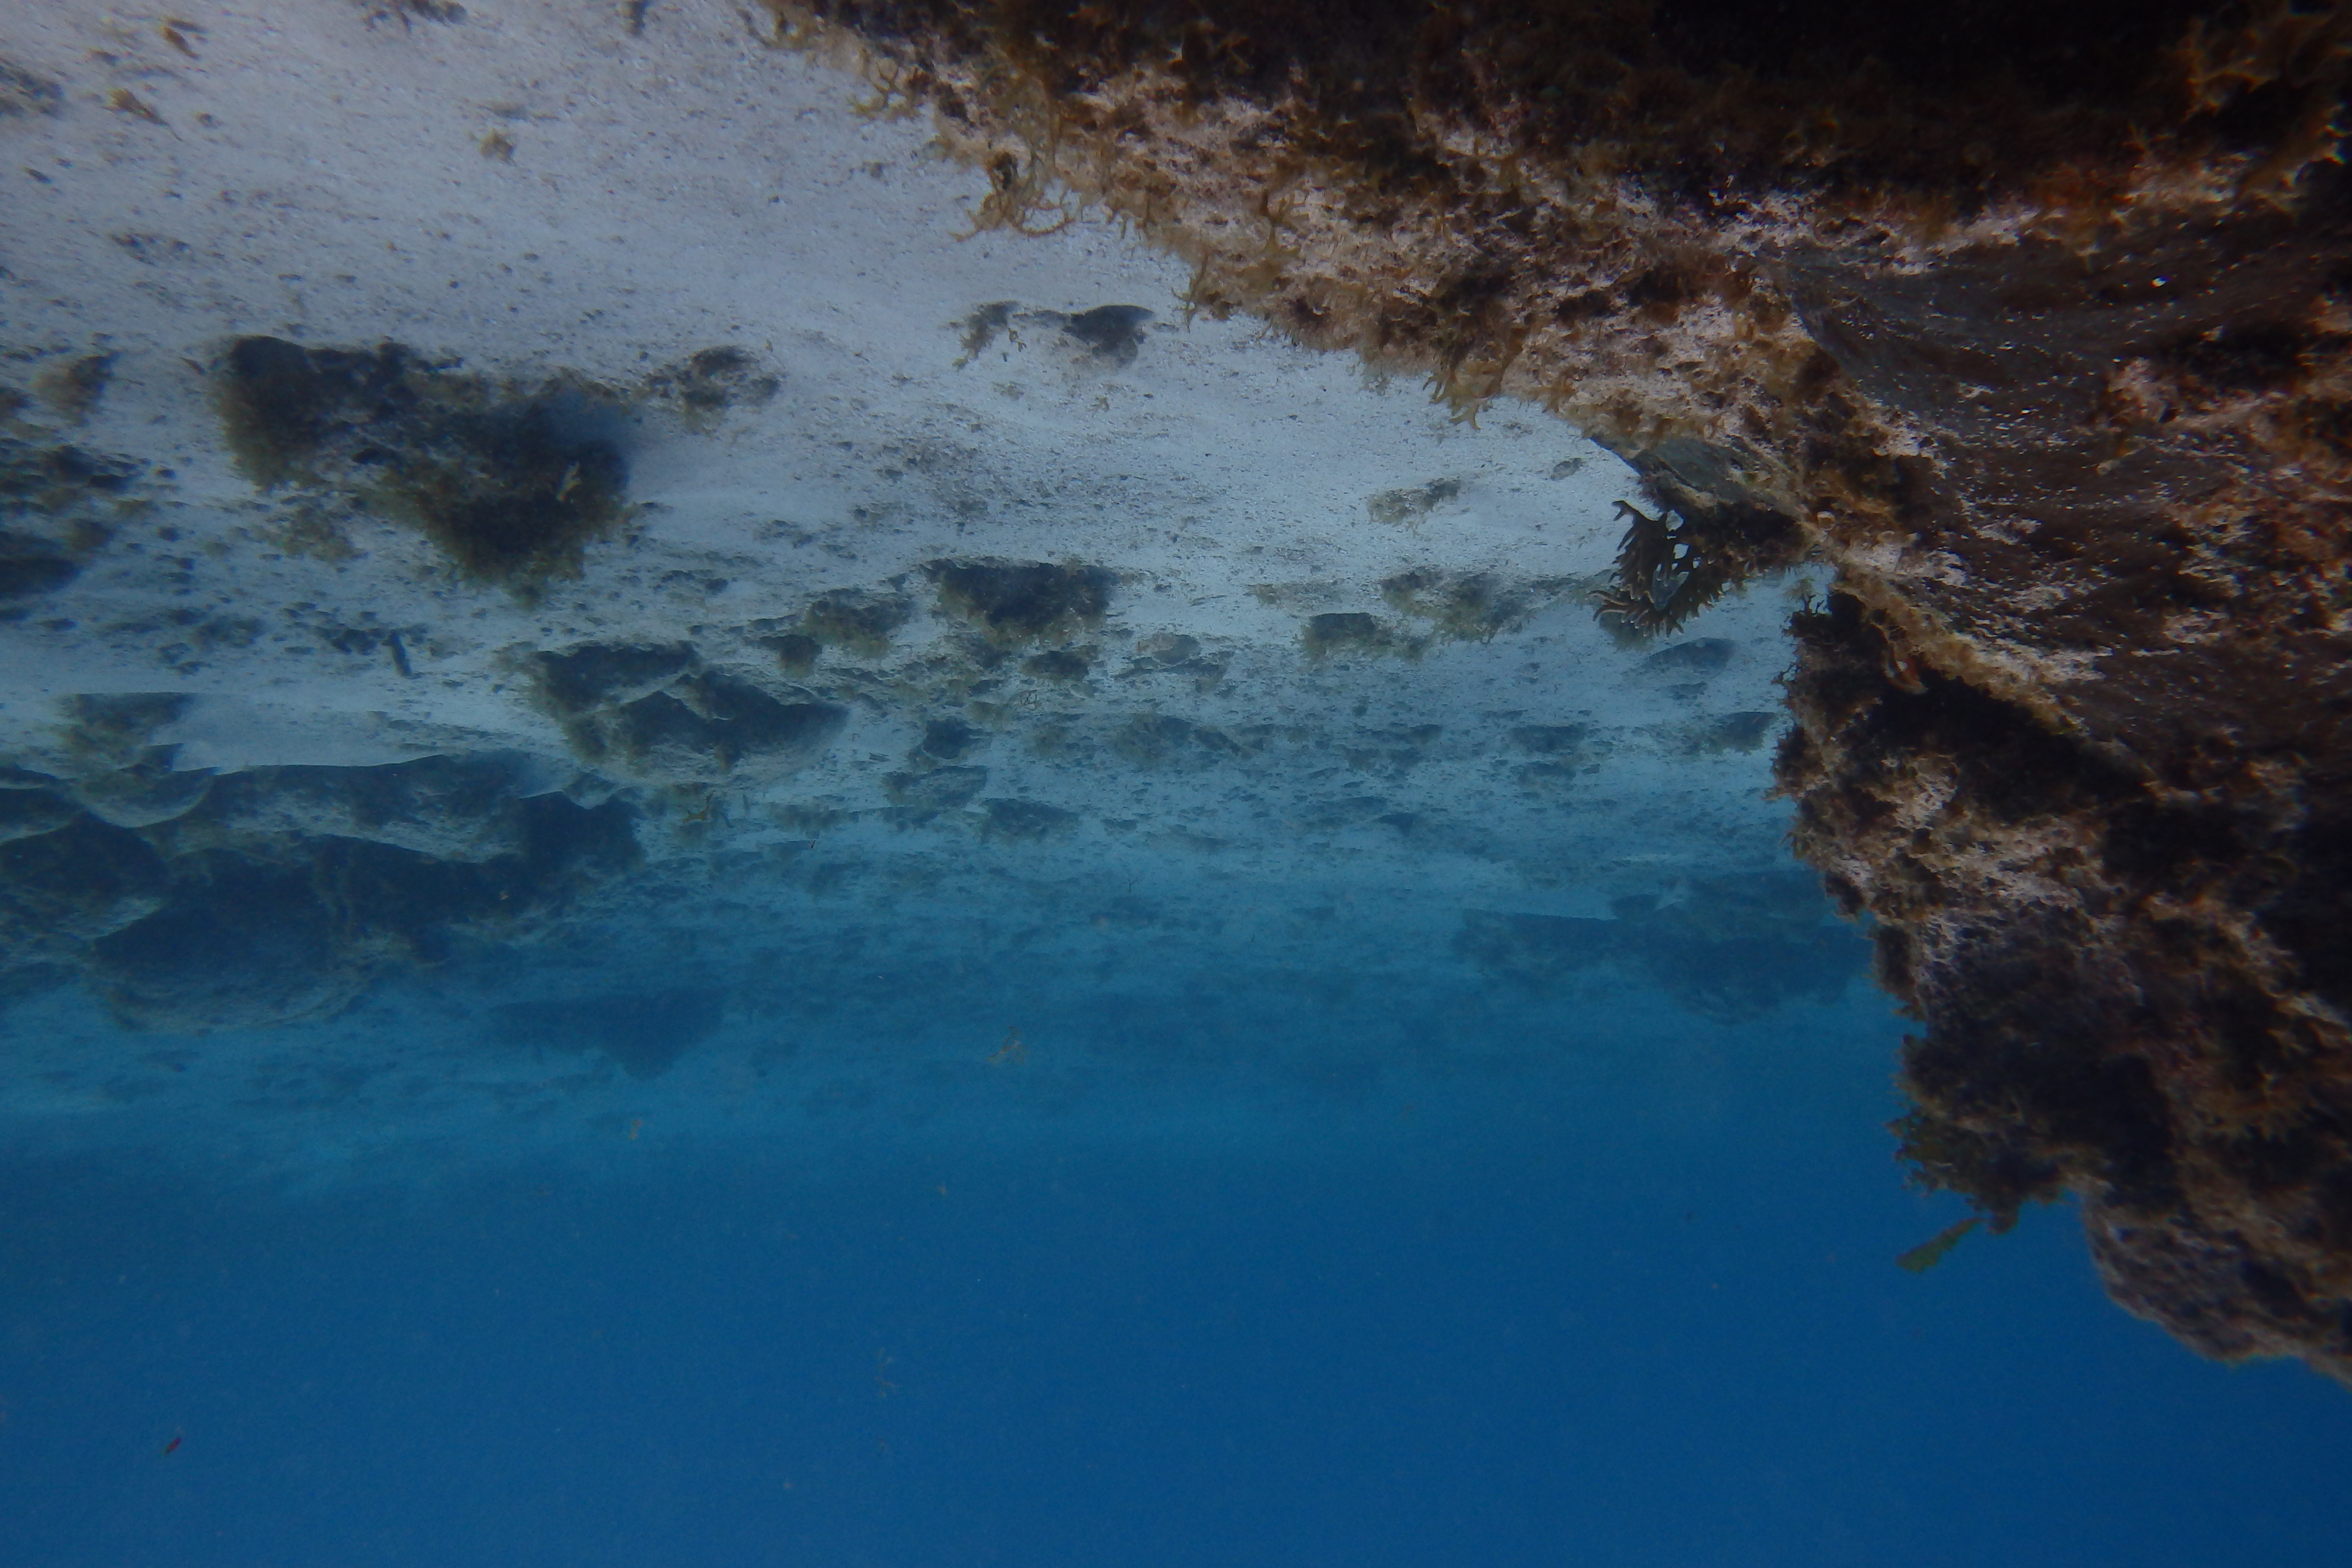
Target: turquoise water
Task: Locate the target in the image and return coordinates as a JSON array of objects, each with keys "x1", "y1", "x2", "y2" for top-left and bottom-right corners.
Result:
[{"x1": 4, "y1": 961, "x2": 2345, "y2": 1565}]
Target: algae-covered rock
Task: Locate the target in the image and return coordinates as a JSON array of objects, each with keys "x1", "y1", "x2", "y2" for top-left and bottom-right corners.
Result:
[
  {"x1": 772, "y1": 0, "x2": 2352, "y2": 1379},
  {"x1": 926, "y1": 558, "x2": 1113, "y2": 646},
  {"x1": 216, "y1": 335, "x2": 632, "y2": 590}
]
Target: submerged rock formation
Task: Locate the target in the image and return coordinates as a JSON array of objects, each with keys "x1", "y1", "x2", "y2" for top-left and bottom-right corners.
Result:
[
  {"x1": 1, "y1": 700, "x2": 641, "y2": 1034},
  {"x1": 764, "y1": 0, "x2": 2352, "y2": 1376}
]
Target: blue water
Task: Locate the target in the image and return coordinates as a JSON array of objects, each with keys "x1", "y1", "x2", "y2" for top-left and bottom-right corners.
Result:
[{"x1": 5, "y1": 982, "x2": 2345, "y2": 1566}]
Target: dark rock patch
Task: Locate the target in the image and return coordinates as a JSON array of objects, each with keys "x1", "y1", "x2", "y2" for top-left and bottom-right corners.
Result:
[
  {"x1": 910, "y1": 717, "x2": 982, "y2": 764},
  {"x1": 1300, "y1": 611, "x2": 1410, "y2": 660},
  {"x1": 1052, "y1": 304, "x2": 1154, "y2": 367},
  {"x1": 0, "y1": 61, "x2": 62, "y2": 118},
  {"x1": 799, "y1": 589, "x2": 912, "y2": 656},
  {"x1": 33, "y1": 354, "x2": 115, "y2": 423},
  {"x1": 650, "y1": 346, "x2": 780, "y2": 428},
  {"x1": 764, "y1": 632, "x2": 823, "y2": 675},
  {"x1": 2, "y1": 736, "x2": 639, "y2": 1032},
  {"x1": 1638, "y1": 638, "x2": 1737, "y2": 677},
  {"x1": 90, "y1": 859, "x2": 358, "y2": 1032},
  {"x1": 73, "y1": 764, "x2": 212, "y2": 829},
  {"x1": 1508, "y1": 723, "x2": 1588, "y2": 756},
  {"x1": 587, "y1": 673, "x2": 846, "y2": 782},
  {"x1": 1674, "y1": 710, "x2": 1777, "y2": 755},
  {"x1": 926, "y1": 558, "x2": 1114, "y2": 646},
  {"x1": 0, "y1": 787, "x2": 77, "y2": 844},
  {"x1": 531, "y1": 641, "x2": 698, "y2": 715},
  {"x1": 0, "y1": 532, "x2": 78, "y2": 599},
  {"x1": 1382, "y1": 568, "x2": 1572, "y2": 643}
]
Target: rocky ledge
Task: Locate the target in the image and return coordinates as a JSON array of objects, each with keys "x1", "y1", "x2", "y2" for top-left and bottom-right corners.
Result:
[{"x1": 768, "y1": 0, "x2": 2352, "y2": 1377}]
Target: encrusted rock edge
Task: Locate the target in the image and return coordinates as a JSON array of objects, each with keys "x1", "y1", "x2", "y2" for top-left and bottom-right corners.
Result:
[
  {"x1": 1779, "y1": 593, "x2": 2352, "y2": 1383},
  {"x1": 768, "y1": 0, "x2": 2352, "y2": 1375}
]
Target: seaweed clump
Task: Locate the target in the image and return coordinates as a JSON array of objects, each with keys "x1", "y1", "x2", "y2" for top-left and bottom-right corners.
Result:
[
  {"x1": 1365, "y1": 479, "x2": 1460, "y2": 526},
  {"x1": 0, "y1": 531, "x2": 79, "y2": 602},
  {"x1": 978, "y1": 797, "x2": 1077, "y2": 841},
  {"x1": 1109, "y1": 713, "x2": 1248, "y2": 769},
  {"x1": 360, "y1": 0, "x2": 467, "y2": 24},
  {"x1": 1594, "y1": 487, "x2": 1806, "y2": 639},
  {"x1": 215, "y1": 335, "x2": 631, "y2": 592},
  {"x1": 0, "y1": 429, "x2": 143, "y2": 605},
  {"x1": 925, "y1": 558, "x2": 1113, "y2": 646},
  {"x1": 33, "y1": 354, "x2": 115, "y2": 423}
]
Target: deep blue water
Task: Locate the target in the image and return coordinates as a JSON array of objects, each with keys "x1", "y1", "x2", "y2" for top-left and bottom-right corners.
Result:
[{"x1": 4, "y1": 983, "x2": 2346, "y2": 1567}]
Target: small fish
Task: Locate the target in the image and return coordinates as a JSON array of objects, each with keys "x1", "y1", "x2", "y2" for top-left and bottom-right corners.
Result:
[
  {"x1": 160, "y1": 1432, "x2": 183, "y2": 1457},
  {"x1": 1897, "y1": 1216, "x2": 1979, "y2": 1274},
  {"x1": 627, "y1": 1118, "x2": 643, "y2": 1140}
]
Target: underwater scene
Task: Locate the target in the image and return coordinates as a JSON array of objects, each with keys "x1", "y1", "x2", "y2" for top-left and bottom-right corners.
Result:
[{"x1": 4, "y1": 3, "x2": 2352, "y2": 1564}]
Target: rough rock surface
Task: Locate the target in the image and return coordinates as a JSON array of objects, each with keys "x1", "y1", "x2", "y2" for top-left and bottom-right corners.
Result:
[{"x1": 765, "y1": 0, "x2": 2352, "y2": 1376}]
